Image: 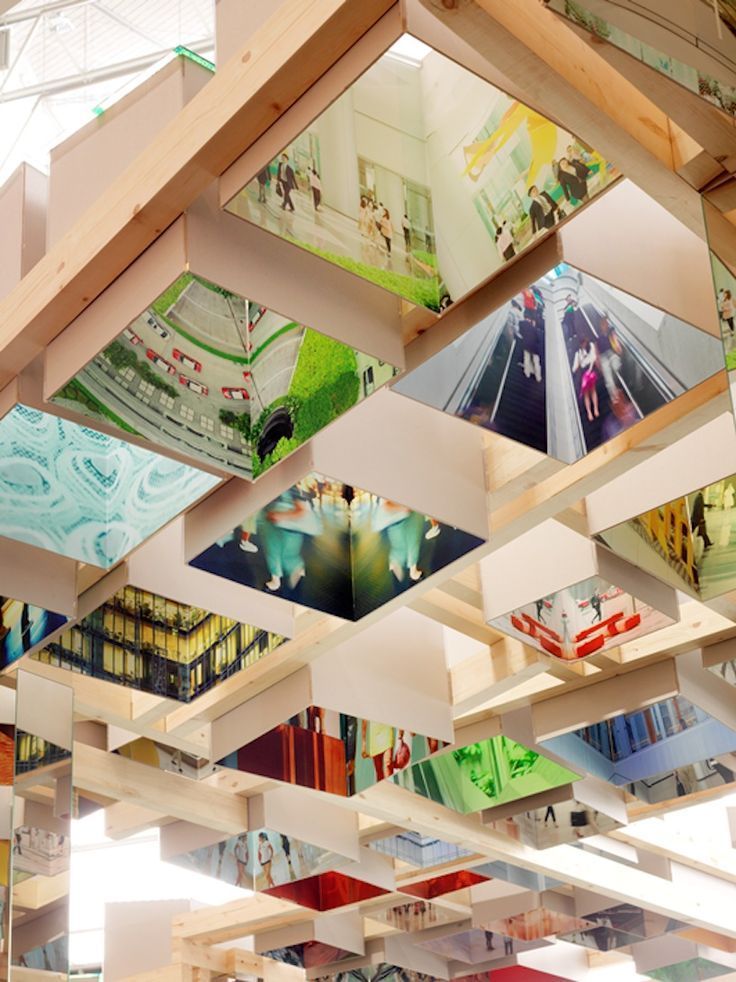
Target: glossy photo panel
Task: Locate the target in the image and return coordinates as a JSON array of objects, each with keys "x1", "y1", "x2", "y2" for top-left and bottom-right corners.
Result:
[
  {"x1": 558, "y1": 903, "x2": 684, "y2": 953},
  {"x1": 541, "y1": 694, "x2": 736, "y2": 799},
  {"x1": 394, "y1": 263, "x2": 723, "y2": 461},
  {"x1": 393, "y1": 736, "x2": 579, "y2": 814},
  {"x1": 0, "y1": 598, "x2": 66, "y2": 672},
  {"x1": 218, "y1": 707, "x2": 445, "y2": 797},
  {"x1": 264, "y1": 869, "x2": 388, "y2": 911},
  {"x1": 487, "y1": 794, "x2": 622, "y2": 849},
  {"x1": 401, "y1": 869, "x2": 490, "y2": 899},
  {"x1": 10, "y1": 674, "x2": 73, "y2": 978},
  {"x1": 645, "y1": 957, "x2": 736, "y2": 981},
  {"x1": 51, "y1": 273, "x2": 397, "y2": 480},
  {"x1": 0, "y1": 404, "x2": 218, "y2": 568},
  {"x1": 225, "y1": 37, "x2": 619, "y2": 312},
  {"x1": 190, "y1": 472, "x2": 485, "y2": 621},
  {"x1": 597, "y1": 474, "x2": 736, "y2": 602},
  {"x1": 480, "y1": 908, "x2": 594, "y2": 943},
  {"x1": 370, "y1": 899, "x2": 465, "y2": 933},
  {"x1": 32, "y1": 584, "x2": 283, "y2": 703},
  {"x1": 489, "y1": 574, "x2": 674, "y2": 663},
  {"x1": 369, "y1": 831, "x2": 471, "y2": 868},
  {"x1": 418, "y1": 928, "x2": 548, "y2": 966},
  {"x1": 711, "y1": 252, "x2": 736, "y2": 384},
  {"x1": 263, "y1": 943, "x2": 355, "y2": 971},
  {"x1": 166, "y1": 827, "x2": 346, "y2": 893}
]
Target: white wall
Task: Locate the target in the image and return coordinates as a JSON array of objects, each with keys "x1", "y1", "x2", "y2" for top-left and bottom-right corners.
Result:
[{"x1": 418, "y1": 50, "x2": 505, "y2": 299}]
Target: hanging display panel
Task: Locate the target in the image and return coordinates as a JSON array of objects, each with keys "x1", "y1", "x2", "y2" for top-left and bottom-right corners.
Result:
[
  {"x1": 224, "y1": 37, "x2": 619, "y2": 312},
  {"x1": 394, "y1": 263, "x2": 722, "y2": 462},
  {"x1": 190, "y1": 471, "x2": 484, "y2": 621},
  {"x1": 218, "y1": 706, "x2": 445, "y2": 797},
  {"x1": 33, "y1": 584, "x2": 283, "y2": 703},
  {"x1": 541, "y1": 694, "x2": 736, "y2": 802},
  {"x1": 596, "y1": 473, "x2": 736, "y2": 603},
  {"x1": 393, "y1": 736, "x2": 579, "y2": 815},
  {"x1": 51, "y1": 274, "x2": 398, "y2": 480},
  {"x1": 0, "y1": 404, "x2": 218, "y2": 568}
]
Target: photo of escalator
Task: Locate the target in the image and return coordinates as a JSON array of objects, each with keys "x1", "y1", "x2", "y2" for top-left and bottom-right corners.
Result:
[{"x1": 394, "y1": 262, "x2": 724, "y2": 463}]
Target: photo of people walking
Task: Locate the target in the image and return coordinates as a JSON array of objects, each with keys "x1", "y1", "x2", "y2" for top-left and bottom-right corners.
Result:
[
  {"x1": 226, "y1": 36, "x2": 618, "y2": 311},
  {"x1": 395, "y1": 263, "x2": 723, "y2": 463},
  {"x1": 190, "y1": 472, "x2": 484, "y2": 621}
]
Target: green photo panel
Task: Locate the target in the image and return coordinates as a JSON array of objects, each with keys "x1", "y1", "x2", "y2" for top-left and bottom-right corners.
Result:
[
  {"x1": 51, "y1": 273, "x2": 398, "y2": 480},
  {"x1": 225, "y1": 36, "x2": 619, "y2": 312},
  {"x1": 32, "y1": 584, "x2": 283, "y2": 704},
  {"x1": 393, "y1": 735, "x2": 579, "y2": 814}
]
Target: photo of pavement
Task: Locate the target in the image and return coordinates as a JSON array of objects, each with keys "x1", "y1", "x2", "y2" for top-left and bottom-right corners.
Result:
[{"x1": 52, "y1": 274, "x2": 396, "y2": 480}]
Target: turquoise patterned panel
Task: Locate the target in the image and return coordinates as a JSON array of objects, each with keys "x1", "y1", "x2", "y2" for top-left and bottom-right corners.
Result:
[{"x1": 0, "y1": 405, "x2": 219, "y2": 568}]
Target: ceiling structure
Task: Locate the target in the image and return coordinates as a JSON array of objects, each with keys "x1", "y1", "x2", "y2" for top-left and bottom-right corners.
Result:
[
  {"x1": 0, "y1": 0, "x2": 213, "y2": 183},
  {"x1": 2, "y1": 0, "x2": 736, "y2": 980}
]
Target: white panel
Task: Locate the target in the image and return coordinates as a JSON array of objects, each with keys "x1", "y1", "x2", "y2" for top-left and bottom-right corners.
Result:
[
  {"x1": 481, "y1": 519, "x2": 596, "y2": 620},
  {"x1": 250, "y1": 788, "x2": 360, "y2": 861},
  {"x1": 311, "y1": 388, "x2": 489, "y2": 540},
  {"x1": 311, "y1": 608, "x2": 454, "y2": 742},
  {"x1": 586, "y1": 412, "x2": 736, "y2": 534},
  {"x1": 16, "y1": 670, "x2": 73, "y2": 751}
]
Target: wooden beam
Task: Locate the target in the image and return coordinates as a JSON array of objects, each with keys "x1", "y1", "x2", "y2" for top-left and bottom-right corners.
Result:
[
  {"x1": 0, "y1": 0, "x2": 397, "y2": 385},
  {"x1": 74, "y1": 742, "x2": 249, "y2": 835},
  {"x1": 408, "y1": 0, "x2": 704, "y2": 235}
]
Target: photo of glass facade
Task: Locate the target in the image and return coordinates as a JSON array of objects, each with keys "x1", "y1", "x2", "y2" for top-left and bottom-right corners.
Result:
[
  {"x1": 369, "y1": 831, "x2": 471, "y2": 868},
  {"x1": 393, "y1": 736, "x2": 579, "y2": 814},
  {"x1": 394, "y1": 263, "x2": 722, "y2": 462},
  {"x1": 541, "y1": 694, "x2": 736, "y2": 801},
  {"x1": 0, "y1": 404, "x2": 218, "y2": 568},
  {"x1": 190, "y1": 471, "x2": 484, "y2": 621},
  {"x1": 31, "y1": 585, "x2": 283, "y2": 703},
  {"x1": 225, "y1": 37, "x2": 619, "y2": 312},
  {"x1": 52, "y1": 273, "x2": 397, "y2": 481}
]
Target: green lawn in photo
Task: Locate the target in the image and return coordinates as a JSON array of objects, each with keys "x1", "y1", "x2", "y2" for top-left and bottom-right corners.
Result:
[{"x1": 394, "y1": 735, "x2": 579, "y2": 814}]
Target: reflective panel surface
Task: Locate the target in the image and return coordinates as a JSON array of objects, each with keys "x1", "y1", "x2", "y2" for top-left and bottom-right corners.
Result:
[
  {"x1": 0, "y1": 404, "x2": 218, "y2": 567},
  {"x1": 190, "y1": 471, "x2": 484, "y2": 620},
  {"x1": 225, "y1": 38, "x2": 619, "y2": 311},
  {"x1": 0, "y1": 598, "x2": 66, "y2": 672},
  {"x1": 395, "y1": 263, "x2": 722, "y2": 461},
  {"x1": 488, "y1": 573, "x2": 675, "y2": 662},
  {"x1": 33, "y1": 584, "x2": 283, "y2": 702},
  {"x1": 218, "y1": 707, "x2": 445, "y2": 797},
  {"x1": 393, "y1": 736, "x2": 579, "y2": 814},
  {"x1": 52, "y1": 274, "x2": 397, "y2": 479}
]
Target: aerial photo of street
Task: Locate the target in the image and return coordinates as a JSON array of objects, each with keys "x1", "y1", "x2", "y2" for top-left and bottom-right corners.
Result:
[{"x1": 52, "y1": 273, "x2": 397, "y2": 479}]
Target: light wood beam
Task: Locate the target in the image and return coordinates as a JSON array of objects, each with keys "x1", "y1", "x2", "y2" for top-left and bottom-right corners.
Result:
[{"x1": 0, "y1": 0, "x2": 397, "y2": 386}]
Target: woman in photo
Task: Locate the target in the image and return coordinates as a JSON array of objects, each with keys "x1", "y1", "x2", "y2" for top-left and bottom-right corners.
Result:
[
  {"x1": 234, "y1": 834, "x2": 250, "y2": 888},
  {"x1": 720, "y1": 289, "x2": 735, "y2": 336},
  {"x1": 361, "y1": 719, "x2": 395, "y2": 782},
  {"x1": 309, "y1": 166, "x2": 322, "y2": 211},
  {"x1": 257, "y1": 831, "x2": 276, "y2": 888},
  {"x1": 495, "y1": 220, "x2": 516, "y2": 261},
  {"x1": 558, "y1": 155, "x2": 590, "y2": 204},
  {"x1": 379, "y1": 207, "x2": 394, "y2": 255},
  {"x1": 572, "y1": 336, "x2": 600, "y2": 422}
]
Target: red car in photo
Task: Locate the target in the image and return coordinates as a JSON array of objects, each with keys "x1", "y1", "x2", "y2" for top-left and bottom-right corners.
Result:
[
  {"x1": 172, "y1": 348, "x2": 203, "y2": 372},
  {"x1": 123, "y1": 327, "x2": 142, "y2": 345},
  {"x1": 248, "y1": 305, "x2": 267, "y2": 331},
  {"x1": 146, "y1": 349, "x2": 177, "y2": 375},
  {"x1": 179, "y1": 375, "x2": 209, "y2": 396},
  {"x1": 221, "y1": 387, "x2": 249, "y2": 400}
]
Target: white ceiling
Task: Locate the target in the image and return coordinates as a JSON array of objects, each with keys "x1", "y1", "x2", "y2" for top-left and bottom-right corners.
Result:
[{"x1": 0, "y1": 0, "x2": 214, "y2": 183}]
